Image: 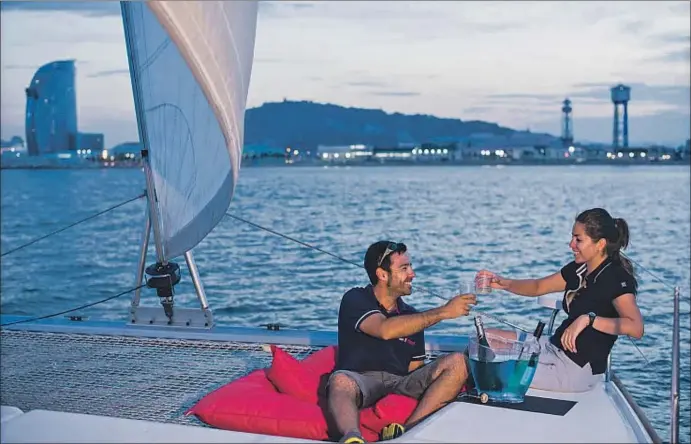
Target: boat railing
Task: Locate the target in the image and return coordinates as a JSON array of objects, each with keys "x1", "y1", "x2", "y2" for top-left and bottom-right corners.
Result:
[
  {"x1": 670, "y1": 286, "x2": 680, "y2": 444},
  {"x1": 538, "y1": 285, "x2": 682, "y2": 444}
]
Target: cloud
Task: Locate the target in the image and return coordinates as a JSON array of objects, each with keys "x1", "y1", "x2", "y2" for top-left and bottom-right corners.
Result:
[
  {"x1": 481, "y1": 93, "x2": 608, "y2": 111},
  {"x1": 619, "y1": 19, "x2": 650, "y2": 35},
  {"x1": 653, "y1": 47, "x2": 691, "y2": 63},
  {"x1": 532, "y1": 110, "x2": 690, "y2": 146},
  {"x1": 87, "y1": 69, "x2": 130, "y2": 79},
  {"x1": 370, "y1": 91, "x2": 420, "y2": 97},
  {"x1": 463, "y1": 106, "x2": 494, "y2": 114},
  {"x1": 569, "y1": 83, "x2": 690, "y2": 109},
  {"x1": 0, "y1": 1, "x2": 120, "y2": 17},
  {"x1": 2, "y1": 64, "x2": 38, "y2": 71},
  {"x1": 258, "y1": 1, "x2": 316, "y2": 18},
  {"x1": 650, "y1": 33, "x2": 690, "y2": 45},
  {"x1": 346, "y1": 81, "x2": 389, "y2": 88},
  {"x1": 669, "y1": 2, "x2": 690, "y2": 14},
  {"x1": 255, "y1": 57, "x2": 284, "y2": 64},
  {"x1": 485, "y1": 93, "x2": 562, "y2": 103}
]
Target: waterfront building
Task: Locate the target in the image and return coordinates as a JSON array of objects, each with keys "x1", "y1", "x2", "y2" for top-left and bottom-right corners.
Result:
[
  {"x1": 0, "y1": 136, "x2": 26, "y2": 153},
  {"x1": 243, "y1": 144, "x2": 285, "y2": 159},
  {"x1": 76, "y1": 133, "x2": 104, "y2": 154},
  {"x1": 317, "y1": 144, "x2": 373, "y2": 163},
  {"x1": 109, "y1": 142, "x2": 143, "y2": 161},
  {"x1": 25, "y1": 60, "x2": 78, "y2": 156}
]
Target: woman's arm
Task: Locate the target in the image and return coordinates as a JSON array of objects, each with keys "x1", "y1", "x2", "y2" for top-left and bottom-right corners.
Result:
[
  {"x1": 482, "y1": 270, "x2": 567, "y2": 297},
  {"x1": 590, "y1": 293, "x2": 644, "y2": 339}
]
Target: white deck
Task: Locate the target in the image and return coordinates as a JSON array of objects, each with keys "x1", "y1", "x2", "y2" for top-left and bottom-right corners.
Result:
[
  {"x1": 398, "y1": 385, "x2": 649, "y2": 443},
  {"x1": 0, "y1": 381, "x2": 653, "y2": 443},
  {"x1": 0, "y1": 408, "x2": 321, "y2": 444}
]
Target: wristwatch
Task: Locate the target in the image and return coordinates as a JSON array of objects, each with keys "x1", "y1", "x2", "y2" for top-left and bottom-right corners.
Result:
[{"x1": 588, "y1": 312, "x2": 596, "y2": 327}]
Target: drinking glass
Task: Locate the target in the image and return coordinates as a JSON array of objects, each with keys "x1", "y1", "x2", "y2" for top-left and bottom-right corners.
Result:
[
  {"x1": 475, "y1": 271, "x2": 492, "y2": 295},
  {"x1": 458, "y1": 281, "x2": 474, "y2": 296}
]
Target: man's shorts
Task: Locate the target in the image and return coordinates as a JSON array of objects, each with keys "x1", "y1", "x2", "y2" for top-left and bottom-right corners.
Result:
[{"x1": 328, "y1": 363, "x2": 437, "y2": 408}]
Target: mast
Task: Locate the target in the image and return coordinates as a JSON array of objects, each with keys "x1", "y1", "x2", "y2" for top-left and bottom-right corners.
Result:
[
  {"x1": 121, "y1": 2, "x2": 166, "y2": 265},
  {"x1": 120, "y1": 2, "x2": 183, "y2": 326}
]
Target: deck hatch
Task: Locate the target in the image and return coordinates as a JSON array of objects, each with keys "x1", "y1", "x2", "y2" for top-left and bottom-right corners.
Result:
[{"x1": 458, "y1": 394, "x2": 577, "y2": 416}]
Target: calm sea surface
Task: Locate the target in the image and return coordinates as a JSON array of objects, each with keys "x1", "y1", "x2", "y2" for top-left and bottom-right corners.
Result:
[{"x1": 1, "y1": 165, "x2": 689, "y2": 442}]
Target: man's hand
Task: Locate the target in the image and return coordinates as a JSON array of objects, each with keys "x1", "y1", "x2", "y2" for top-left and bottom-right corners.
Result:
[{"x1": 442, "y1": 293, "x2": 477, "y2": 319}]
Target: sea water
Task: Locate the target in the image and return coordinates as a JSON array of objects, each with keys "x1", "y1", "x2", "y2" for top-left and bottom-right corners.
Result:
[
  {"x1": 468, "y1": 356, "x2": 537, "y2": 403},
  {"x1": 1, "y1": 166, "x2": 689, "y2": 442}
]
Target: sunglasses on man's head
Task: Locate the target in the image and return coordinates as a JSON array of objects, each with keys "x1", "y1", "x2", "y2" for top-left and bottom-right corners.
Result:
[{"x1": 378, "y1": 242, "x2": 404, "y2": 267}]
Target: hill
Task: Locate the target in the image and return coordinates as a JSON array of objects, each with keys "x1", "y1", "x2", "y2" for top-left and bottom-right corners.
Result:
[{"x1": 244, "y1": 100, "x2": 553, "y2": 150}]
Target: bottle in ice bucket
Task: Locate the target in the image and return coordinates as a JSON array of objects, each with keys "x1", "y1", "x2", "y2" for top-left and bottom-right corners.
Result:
[
  {"x1": 518, "y1": 321, "x2": 545, "y2": 386},
  {"x1": 473, "y1": 315, "x2": 495, "y2": 361},
  {"x1": 517, "y1": 321, "x2": 545, "y2": 361}
]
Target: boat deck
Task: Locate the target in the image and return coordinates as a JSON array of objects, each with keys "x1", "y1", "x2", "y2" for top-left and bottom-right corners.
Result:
[
  {"x1": 0, "y1": 316, "x2": 656, "y2": 443},
  {"x1": 0, "y1": 385, "x2": 650, "y2": 443}
]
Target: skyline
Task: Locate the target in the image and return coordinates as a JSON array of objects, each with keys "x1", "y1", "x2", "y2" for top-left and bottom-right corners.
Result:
[{"x1": 1, "y1": 1, "x2": 689, "y2": 148}]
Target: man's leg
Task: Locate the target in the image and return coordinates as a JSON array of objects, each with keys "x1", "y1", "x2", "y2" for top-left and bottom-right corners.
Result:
[
  {"x1": 327, "y1": 371, "x2": 387, "y2": 442},
  {"x1": 327, "y1": 372, "x2": 363, "y2": 441},
  {"x1": 395, "y1": 352, "x2": 469, "y2": 429}
]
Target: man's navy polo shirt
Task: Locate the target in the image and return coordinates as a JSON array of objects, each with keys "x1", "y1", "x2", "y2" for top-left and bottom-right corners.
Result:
[
  {"x1": 551, "y1": 257, "x2": 638, "y2": 374},
  {"x1": 336, "y1": 285, "x2": 426, "y2": 376}
]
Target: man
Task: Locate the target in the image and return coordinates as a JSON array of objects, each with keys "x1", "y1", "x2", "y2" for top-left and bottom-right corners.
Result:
[{"x1": 327, "y1": 241, "x2": 476, "y2": 443}]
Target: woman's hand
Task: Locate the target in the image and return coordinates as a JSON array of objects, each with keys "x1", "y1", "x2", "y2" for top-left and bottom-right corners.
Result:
[
  {"x1": 475, "y1": 270, "x2": 511, "y2": 291},
  {"x1": 561, "y1": 315, "x2": 589, "y2": 353}
]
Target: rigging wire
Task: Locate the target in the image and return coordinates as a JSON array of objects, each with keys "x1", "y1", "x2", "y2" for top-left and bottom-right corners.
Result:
[
  {"x1": 0, "y1": 193, "x2": 146, "y2": 258},
  {"x1": 224, "y1": 212, "x2": 684, "y2": 360},
  {"x1": 0, "y1": 284, "x2": 146, "y2": 327},
  {"x1": 0, "y1": 201, "x2": 678, "y2": 367},
  {"x1": 226, "y1": 212, "x2": 531, "y2": 332}
]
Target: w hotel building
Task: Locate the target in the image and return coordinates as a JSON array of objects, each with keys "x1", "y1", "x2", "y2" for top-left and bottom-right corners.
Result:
[{"x1": 24, "y1": 60, "x2": 78, "y2": 156}]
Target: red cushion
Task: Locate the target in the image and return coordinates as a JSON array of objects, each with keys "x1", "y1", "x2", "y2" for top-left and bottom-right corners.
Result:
[
  {"x1": 301, "y1": 344, "x2": 338, "y2": 374},
  {"x1": 187, "y1": 345, "x2": 419, "y2": 442},
  {"x1": 266, "y1": 345, "x2": 337, "y2": 404},
  {"x1": 374, "y1": 394, "x2": 418, "y2": 424},
  {"x1": 186, "y1": 369, "x2": 331, "y2": 440}
]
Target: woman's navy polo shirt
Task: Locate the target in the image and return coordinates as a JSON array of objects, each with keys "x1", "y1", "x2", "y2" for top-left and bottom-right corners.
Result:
[
  {"x1": 336, "y1": 285, "x2": 426, "y2": 376},
  {"x1": 551, "y1": 257, "x2": 638, "y2": 374}
]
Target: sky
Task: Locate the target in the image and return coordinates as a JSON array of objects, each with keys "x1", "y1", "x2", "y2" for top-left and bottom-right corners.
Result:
[{"x1": 1, "y1": 1, "x2": 689, "y2": 148}]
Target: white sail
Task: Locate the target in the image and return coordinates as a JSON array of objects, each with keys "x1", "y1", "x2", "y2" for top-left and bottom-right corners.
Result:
[{"x1": 121, "y1": 1, "x2": 258, "y2": 260}]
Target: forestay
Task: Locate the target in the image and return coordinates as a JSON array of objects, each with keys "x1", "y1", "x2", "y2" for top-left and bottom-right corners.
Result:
[{"x1": 121, "y1": 1, "x2": 258, "y2": 260}]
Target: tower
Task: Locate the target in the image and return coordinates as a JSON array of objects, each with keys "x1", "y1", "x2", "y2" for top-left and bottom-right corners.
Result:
[
  {"x1": 611, "y1": 84, "x2": 630, "y2": 149},
  {"x1": 561, "y1": 98, "x2": 573, "y2": 147},
  {"x1": 25, "y1": 60, "x2": 78, "y2": 156}
]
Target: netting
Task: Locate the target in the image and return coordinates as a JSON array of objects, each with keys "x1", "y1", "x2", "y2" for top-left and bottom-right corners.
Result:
[{"x1": 0, "y1": 329, "x2": 316, "y2": 427}]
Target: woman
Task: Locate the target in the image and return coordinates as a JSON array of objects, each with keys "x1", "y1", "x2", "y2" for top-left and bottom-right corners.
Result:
[{"x1": 475, "y1": 208, "x2": 644, "y2": 393}]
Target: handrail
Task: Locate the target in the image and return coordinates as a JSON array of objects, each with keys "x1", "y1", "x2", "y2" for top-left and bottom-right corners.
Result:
[
  {"x1": 670, "y1": 286, "x2": 680, "y2": 443},
  {"x1": 612, "y1": 373, "x2": 663, "y2": 444}
]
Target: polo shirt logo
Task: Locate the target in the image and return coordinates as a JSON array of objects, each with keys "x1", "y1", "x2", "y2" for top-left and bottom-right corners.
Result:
[
  {"x1": 621, "y1": 282, "x2": 627, "y2": 288},
  {"x1": 399, "y1": 337, "x2": 416, "y2": 346}
]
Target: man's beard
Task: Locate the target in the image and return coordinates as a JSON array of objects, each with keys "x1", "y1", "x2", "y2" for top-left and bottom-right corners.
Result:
[{"x1": 387, "y1": 276, "x2": 412, "y2": 296}]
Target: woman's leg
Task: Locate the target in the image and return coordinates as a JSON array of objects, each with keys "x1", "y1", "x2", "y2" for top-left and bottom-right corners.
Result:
[{"x1": 529, "y1": 338, "x2": 600, "y2": 393}]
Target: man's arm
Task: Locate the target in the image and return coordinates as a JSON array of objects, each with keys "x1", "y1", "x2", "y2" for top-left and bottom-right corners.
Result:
[
  {"x1": 408, "y1": 360, "x2": 425, "y2": 372},
  {"x1": 359, "y1": 294, "x2": 475, "y2": 340}
]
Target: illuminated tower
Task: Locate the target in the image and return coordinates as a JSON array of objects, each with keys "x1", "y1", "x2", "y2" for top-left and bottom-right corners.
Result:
[
  {"x1": 611, "y1": 84, "x2": 630, "y2": 149},
  {"x1": 561, "y1": 98, "x2": 573, "y2": 147}
]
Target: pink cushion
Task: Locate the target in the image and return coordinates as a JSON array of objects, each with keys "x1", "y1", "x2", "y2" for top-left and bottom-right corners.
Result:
[
  {"x1": 186, "y1": 344, "x2": 419, "y2": 442},
  {"x1": 186, "y1": 369, "x2": 331, "y2": 440},
  {"x1": 266, "y1": 345, "x2": 335, "y2": 404},
  {"x1": 374, "y1": 394, "x2": 418, "y2": 426}
]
